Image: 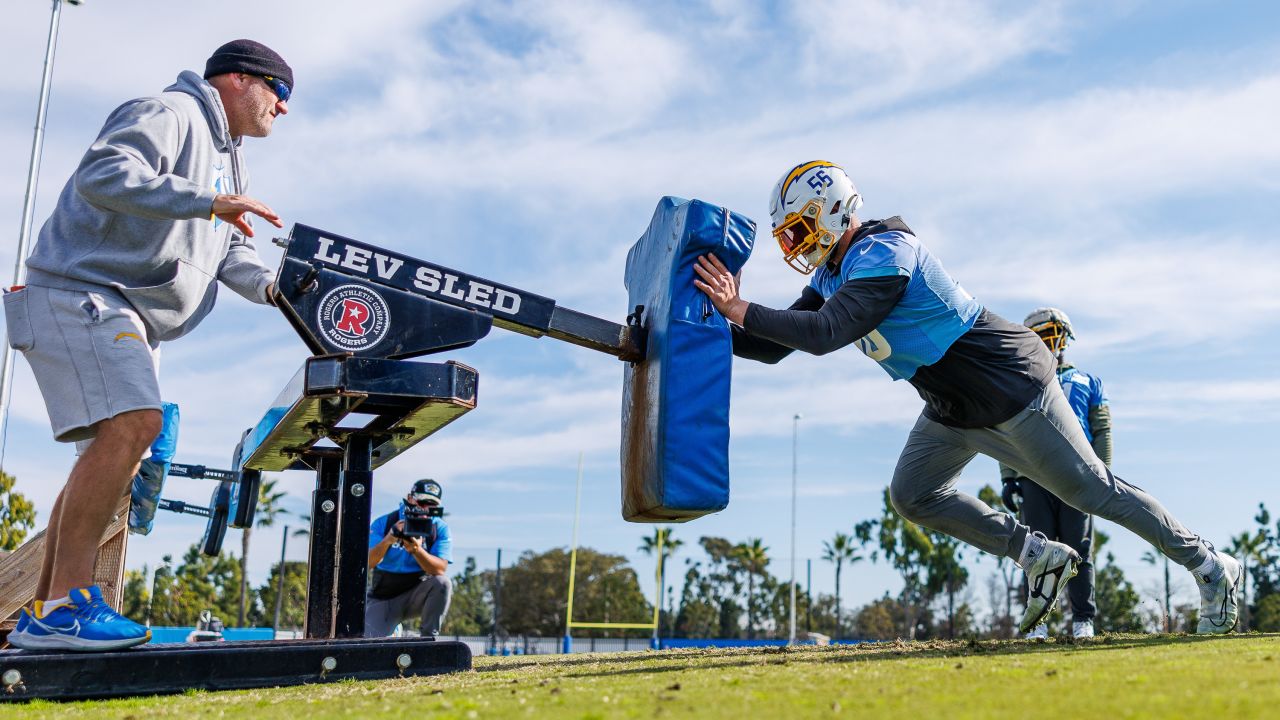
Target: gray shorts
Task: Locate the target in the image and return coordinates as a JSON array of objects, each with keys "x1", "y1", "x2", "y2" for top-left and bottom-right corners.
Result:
[{"x1": 4, "y1": 284, "x2": 161, "y2": 443}]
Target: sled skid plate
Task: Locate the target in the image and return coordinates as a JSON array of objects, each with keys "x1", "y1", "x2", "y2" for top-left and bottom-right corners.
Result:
[
  {"x1": 239, "y1": 355, "x2": 477, "y2": 472},
  {"x1": 0, "y1": 637, "x2": 470, "y2": 701}
]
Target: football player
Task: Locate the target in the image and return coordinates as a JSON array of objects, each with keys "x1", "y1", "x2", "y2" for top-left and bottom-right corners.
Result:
[
  {"x1": 1000, "y1": 308, "x2": 1107, "y2": 639},
  {"x1": 693, "y1": 160, "x2": 1241, "y2": 636}
]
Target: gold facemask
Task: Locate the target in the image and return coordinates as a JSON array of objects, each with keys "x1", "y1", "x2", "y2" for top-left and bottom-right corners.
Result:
[{"x1": 773, "y1": 199, "x2": 836, "y2": 274}]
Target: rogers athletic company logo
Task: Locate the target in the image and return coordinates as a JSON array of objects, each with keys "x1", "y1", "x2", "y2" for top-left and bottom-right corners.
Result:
[{"x1": 317, "y1": 284, "x2": 390, "y2": 351}]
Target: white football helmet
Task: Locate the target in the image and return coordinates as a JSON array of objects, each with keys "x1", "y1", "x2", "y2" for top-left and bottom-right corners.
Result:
[
  {"x1": 769, "y1": 161, "x2": 863, "y2": 274},
  {"x1": 1024, "y1": 307, "x2": 1075, "y2": 355}
]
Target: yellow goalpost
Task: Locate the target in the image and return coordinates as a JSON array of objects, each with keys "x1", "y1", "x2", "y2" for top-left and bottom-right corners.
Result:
[{"x1": 562, "y1": 454, "x2": 665, "y2": 651}]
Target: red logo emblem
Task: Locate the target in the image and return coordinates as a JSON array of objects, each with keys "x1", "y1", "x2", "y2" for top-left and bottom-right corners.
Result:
[
  {"x1": 317, "y1": 284, "x2": 390, "y2": 351},
  {"x1": 335, "y1": 298, "x2": 372, "y2": 336}
]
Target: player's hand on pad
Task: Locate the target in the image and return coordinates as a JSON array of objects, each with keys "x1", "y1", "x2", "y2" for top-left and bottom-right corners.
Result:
[{"x1": 693, "y1": 254, "x2": 748, "y2": 325}]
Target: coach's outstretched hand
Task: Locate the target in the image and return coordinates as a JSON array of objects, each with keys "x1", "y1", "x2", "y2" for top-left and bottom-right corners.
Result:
[
  {"x1": 693, "y1": 254, "x2": 748, "y2": 325},
  {"x1": 212, "y1": 193, "x2": 284, "y2": 237}
]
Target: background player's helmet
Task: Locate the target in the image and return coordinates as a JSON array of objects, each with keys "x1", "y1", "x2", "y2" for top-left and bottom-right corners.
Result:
[
  {"x1": 769, "y1": 161, "x2": 863, "y2": 274},
  {"x1": 1024, "y1": 307, "x2": 1075, "y2": 355}
]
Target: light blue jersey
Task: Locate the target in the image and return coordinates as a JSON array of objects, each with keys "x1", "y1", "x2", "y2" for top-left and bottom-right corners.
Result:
[
  {"x1": 1057, "y1": 366, "x2": 1108, "y2": 441},
  {"x1": 369, "y1": 505, "x2": 453, "y2": 574},
  {"x1": 809, "y1": 224, "x2": 982, "y2": 380}
]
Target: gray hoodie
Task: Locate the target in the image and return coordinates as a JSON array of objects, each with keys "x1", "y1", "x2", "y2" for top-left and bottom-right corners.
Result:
[{"x1": 25, "y1": 70, "x2": 275, "y2": 342}]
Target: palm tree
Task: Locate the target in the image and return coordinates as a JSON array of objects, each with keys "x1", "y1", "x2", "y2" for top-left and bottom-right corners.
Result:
[
  {"x1": 733, "y1": 538, "x2": 769, "y2": 638},
  {"x1": 1227, "y1": 530, "x2": 1268, "y2": 632},
  {"x1": 239, "y1": 477, "x2": 288, "y2": 627},
  {"x1": 638, "y1": 528, "x2": 684, "y2": 638},
  {"x1": 821, "y1": 532, "x2": 862, "y2": 638},
  {"x1": 1141, "y1": 546, "x2": 1172, "y2": 632},
  {"x1": 638, "y1": 527, "x2": 684, "y2": 565}
]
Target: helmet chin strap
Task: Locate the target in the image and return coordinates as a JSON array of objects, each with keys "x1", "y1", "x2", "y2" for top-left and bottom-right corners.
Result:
[{"x1": 824, "y1": 222, "x2": 860, "y2": 268}]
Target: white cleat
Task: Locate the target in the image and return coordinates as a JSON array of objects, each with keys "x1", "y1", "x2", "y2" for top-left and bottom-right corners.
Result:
[
  {"x1": 1197, "y1": 552, "x2": 1243, "y2": 634},
  {"x1": 1025, "y1": 623, "x2": 1048, "y2": 640},
  {"x1": 1019, "y1": 535, "x2": 1081, "y2": 635},
  {"x1": 1072, "y1": 620, "x2": 1094, "y2": 639}
]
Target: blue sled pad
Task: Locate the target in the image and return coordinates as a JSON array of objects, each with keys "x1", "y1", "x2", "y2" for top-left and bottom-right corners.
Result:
[{"x1": 621, "y1": 196, "x2": 755, "y2": 522}]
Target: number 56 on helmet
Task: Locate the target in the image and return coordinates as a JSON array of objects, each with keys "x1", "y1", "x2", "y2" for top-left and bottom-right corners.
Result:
[{"x1": 769, "y1": 161, "x2": 862, "y2": 274}]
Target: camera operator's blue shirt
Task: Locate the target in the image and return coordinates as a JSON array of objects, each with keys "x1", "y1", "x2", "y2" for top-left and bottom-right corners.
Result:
[
  {"x1": 808, "y1": 228, "x2": 981, "y2": 380},
  {"x1": 368, "y1": 506, "x2": 453, "y2": 575}
]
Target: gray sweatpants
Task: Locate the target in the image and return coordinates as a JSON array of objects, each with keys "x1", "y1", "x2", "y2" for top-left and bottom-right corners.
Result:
[
  {"x1": 364, "y1": 574, "x2": 452, "y2": 638},
  {"x1": 890, "y1": 382, "x2": 1210, "y2": 570}
]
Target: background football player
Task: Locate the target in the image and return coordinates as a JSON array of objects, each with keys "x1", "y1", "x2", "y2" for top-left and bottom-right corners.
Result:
[{"x1": 1001, "y1": 308, "x2": 1109, "y2": 639}]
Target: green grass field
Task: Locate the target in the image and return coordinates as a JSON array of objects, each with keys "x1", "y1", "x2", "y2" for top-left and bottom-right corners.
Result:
[{"x1": 9, "y1": 634, "x2": 1280, "y2": 719}]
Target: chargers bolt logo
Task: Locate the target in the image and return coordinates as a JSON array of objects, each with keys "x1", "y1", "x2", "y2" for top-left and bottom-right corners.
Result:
[{"x1": 317, "y1": 284, "x2": 390, "y2": 351}]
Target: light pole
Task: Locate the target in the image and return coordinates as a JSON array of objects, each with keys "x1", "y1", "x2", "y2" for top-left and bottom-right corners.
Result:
[
  {"x1": 806, "y1": 558, "x2": 812, "y2": 633},
  {"x1": 272, "y1": 525, "x2": 289, "y2": 633},
  {"x1": 491, "y1": 547, "x2": 502, "y2": 654},
  {"x1": 0, "y1": 0, "x2": 84, "y2": 461},
  {"x1": 788, "y1": 412, "x2": 801, "y2": 644}
]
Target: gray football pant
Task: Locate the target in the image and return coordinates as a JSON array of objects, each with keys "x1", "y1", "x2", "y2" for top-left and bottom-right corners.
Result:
[
  {"x1": 364, "y1": 574, "x2": 452, "y2": 638},
  {"x1": 889, "y1": 382, "x2": 1210, "y2": 570}
]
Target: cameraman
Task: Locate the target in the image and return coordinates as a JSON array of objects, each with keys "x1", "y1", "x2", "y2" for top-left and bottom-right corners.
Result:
[{"x1": 365, "y1": 479, "x2": 453, "y2": 638}]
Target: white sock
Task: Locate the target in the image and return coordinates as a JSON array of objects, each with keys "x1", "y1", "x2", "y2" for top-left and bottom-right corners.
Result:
[
  {"x1": 39, "y1": 596, "x2": 72, "y2": 615},
  {"x1": 1192, "y1": 553, "x2": 1220, "y2": 583},
  {"x1": 1016, "y1": 533, "x2": 1046, "y2": 570}
]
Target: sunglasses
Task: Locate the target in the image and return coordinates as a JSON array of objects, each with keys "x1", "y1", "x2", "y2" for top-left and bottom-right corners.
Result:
[
  {"x1": 259, "y1": 75, "x2": 291, "y2": 103},
  {"x1": 409, "y1": 496, "x2": 439, "y2": 508}
]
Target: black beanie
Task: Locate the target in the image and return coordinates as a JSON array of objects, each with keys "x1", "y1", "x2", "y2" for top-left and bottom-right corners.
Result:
[{"x1": 204, "y1": 39, "x2": 293, "y2": 90}]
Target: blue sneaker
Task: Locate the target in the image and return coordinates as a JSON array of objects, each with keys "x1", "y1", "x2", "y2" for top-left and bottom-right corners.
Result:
[
  {"x1": 9, "y1": 606, "x2": 33, "y2": 637},
  {"x1": 7, "y1": 586, "x2": 151, "y2": 651}
]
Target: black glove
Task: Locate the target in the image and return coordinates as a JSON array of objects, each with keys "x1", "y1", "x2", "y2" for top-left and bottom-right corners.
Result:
[{"x1": 1000, "y1": 478, "x2": 1023, "y2": 514}]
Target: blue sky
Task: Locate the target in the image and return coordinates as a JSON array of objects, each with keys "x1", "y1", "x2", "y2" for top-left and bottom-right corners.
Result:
[{"x1": 2, "y1": 1, "x2": 1278, "y2": 627}]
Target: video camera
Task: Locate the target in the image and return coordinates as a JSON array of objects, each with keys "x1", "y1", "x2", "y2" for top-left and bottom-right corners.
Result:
[{"x1": 392, "y1": 502, "x2": 442, "y2": 541}]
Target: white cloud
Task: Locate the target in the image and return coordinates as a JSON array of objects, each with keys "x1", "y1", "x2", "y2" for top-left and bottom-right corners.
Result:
[
  {"x1": 1115, "y1": 378, "x2": 1280, "y2": 423},
  {"x1": 857, "y1": 77, "x2": 1280, "y2": 220},
  {"x1": 794, "y1": 0, "x2": 1069, "y2": 108},
  {"x1": 958, "y1": 233, "x2": 1280, "y2": 352}
]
